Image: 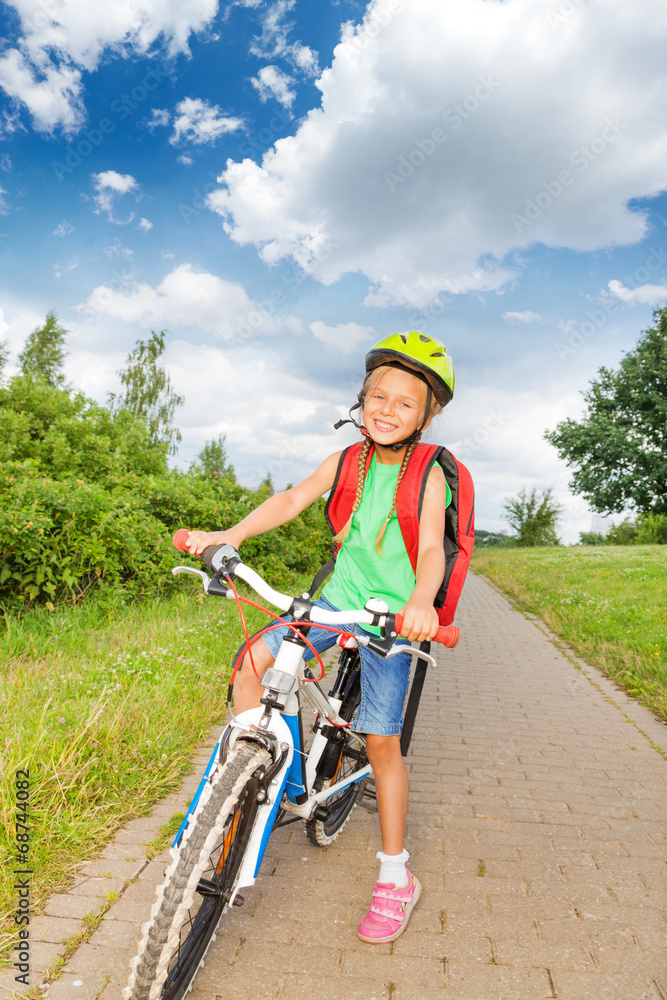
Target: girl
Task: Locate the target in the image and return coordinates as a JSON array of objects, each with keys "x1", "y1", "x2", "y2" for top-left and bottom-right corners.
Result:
[{"x1": 185, "y1": 331, "x2": 454, "y2": 944}]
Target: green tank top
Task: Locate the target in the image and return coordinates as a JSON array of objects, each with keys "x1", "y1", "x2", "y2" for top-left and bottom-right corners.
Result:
[{"x1": 322, "y1": 455, "x2": 418, "y2": 633}]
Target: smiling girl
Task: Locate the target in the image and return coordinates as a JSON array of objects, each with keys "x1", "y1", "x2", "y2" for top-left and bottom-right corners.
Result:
[{"x1": 185, "y1": 331, "x2": 454, "y2": 943}]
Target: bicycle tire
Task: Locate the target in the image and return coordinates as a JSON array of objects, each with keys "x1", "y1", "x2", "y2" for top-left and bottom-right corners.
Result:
[
  {"x1": 305, "y1": 666, "x2": 368, "y2": 847},
  {"x1": 124, "y1": 742, "x2": 271, "y2": 1000}
]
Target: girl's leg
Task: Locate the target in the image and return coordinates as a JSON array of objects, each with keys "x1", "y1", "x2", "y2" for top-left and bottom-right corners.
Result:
[
  {"x1": 359, "y1": 733, "x2": 420, "y2": 943},
  {"x1": 365, "y1": 734, "x2": 408, "y2": 855},
  {"x1": 233, "y1": 640, "x2": 274, "y2": 714}
]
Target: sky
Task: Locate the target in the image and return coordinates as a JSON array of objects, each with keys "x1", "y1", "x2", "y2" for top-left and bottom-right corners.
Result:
[{"x1": 1, "y1": 0, "x2": 666, "y2": 543}]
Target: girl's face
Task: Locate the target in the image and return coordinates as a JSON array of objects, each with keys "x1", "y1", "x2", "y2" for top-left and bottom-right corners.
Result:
[{"x1": 362, "y1": 366, "x2": 430, "y2": 447}]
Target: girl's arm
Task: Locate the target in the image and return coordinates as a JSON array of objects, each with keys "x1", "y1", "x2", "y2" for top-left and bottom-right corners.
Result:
[
  {"x1": 184, "y1": 451, "x2": 342, "y2": 555},
  {"x1": 399, "y1": 464, "x2": 447, "y2": 642}
]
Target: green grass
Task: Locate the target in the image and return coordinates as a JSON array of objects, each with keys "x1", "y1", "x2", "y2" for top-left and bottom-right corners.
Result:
[
  {"x1": 0, "y1": 579, "x2": 288, "y2": 958},
  {"x1": 472, "y1": 545, "x2": 667, "y2": 723}
]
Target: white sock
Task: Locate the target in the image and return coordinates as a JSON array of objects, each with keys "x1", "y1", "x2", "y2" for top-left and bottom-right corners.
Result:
[{"x1": 377, "y1": 849, "x2": 409, "y2": 887}]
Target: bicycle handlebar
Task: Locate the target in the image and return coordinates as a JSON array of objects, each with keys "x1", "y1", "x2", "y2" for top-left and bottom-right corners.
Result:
[
  {"x1": 172, "y1": 529, "x2": 460, "y2": 648},
  {"x1": 394, "y1": 613, "x2": 459, "y2": 649}
]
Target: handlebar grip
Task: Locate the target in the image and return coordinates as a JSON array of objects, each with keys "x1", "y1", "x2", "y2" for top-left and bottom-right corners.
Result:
[
  {"x1": 200, "y1": 544, "x2": 225, "y2": 573},
  {"x1": 172, "y1": 530, "x2": 226, "y2": 574},
  {"x1": 172, "y1": 528, "x2": 190, "y2": 551},
  {"x1": 394, "y1": 613, "x2": 460, "y2": 648}
]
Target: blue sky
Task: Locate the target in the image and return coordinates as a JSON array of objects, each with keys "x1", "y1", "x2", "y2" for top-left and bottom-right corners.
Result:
[{"x1": 1, "y1": 0, "x2": 666, "y2": 542}]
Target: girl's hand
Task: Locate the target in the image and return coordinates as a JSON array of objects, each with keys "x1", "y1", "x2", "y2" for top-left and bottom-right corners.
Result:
[
  {"x1": 182, "y1": 529, "x2": 240, "y2": 556},
  {"x1": 397, "y1": 600, "x2": 439, "y2": 643}
]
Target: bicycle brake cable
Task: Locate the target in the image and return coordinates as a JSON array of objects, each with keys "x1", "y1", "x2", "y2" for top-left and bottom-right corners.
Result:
[{"x1": 224, "y1": 588, "x2": 352, "y2": 726}]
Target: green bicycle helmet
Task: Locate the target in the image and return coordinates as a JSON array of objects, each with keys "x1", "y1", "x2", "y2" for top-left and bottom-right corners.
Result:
[
  {"x1": 365, "y1": 331, "x2": 455, "y2": 406},
  {"x1": 333, "y1": 331, "x2": 455, "y2": 449}
]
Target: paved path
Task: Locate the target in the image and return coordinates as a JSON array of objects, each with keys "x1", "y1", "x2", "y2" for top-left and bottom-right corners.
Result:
[{"x1": 2, "y1": 573, "x2": 666, "y2": 1000}]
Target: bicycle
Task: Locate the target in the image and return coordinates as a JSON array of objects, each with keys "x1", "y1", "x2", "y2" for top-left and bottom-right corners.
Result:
[{"x1": 123, "y1": 534, "x2": 460, "y2": 1000}]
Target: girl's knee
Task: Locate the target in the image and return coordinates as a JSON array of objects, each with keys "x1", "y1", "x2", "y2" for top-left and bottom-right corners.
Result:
[
  {"x1": 366, "y1": 734, "x2": 403, "y2": 767},
  {"x1": 239, "y1": 638, "x2": 273, "y2": 674}
]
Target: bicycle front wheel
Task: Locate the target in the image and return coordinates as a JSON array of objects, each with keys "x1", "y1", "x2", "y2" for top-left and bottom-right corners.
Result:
[{"x1": 124, "y1": 741, "x2": 271, "y2": 1000}]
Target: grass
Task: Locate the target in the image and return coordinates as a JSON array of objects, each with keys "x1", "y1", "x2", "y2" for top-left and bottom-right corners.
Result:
[
  {"x1": 144, "y1": 811, "x2": 186, "y2": 861},
  {"x1": 0, "y1": 577, "x2": 290, "y2": 959},
  {"x1": 472, "y1": 544, "x2": 667, "y2": 723}
]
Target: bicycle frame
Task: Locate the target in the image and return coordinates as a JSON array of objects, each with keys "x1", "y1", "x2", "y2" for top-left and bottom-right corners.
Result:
[
  {"x1": 167, "y1": 550, "x2": 437, "y2": 910},
  {"x1": 169, "y1": 633, "x2": 372, "y2": 906}
]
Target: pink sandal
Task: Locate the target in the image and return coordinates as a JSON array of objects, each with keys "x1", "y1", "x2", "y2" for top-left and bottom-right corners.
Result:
[{"x1": 357, "y1": 870, "x2": 422, "y2": 943}]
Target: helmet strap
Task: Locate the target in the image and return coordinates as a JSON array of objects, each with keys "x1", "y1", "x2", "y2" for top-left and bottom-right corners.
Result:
[{"x1": 333, "y1": 394, "x2": 365, "y2": 432}]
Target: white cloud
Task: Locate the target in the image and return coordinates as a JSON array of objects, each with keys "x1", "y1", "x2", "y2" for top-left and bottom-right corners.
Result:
[
  {"x1": 0, "y1": 153, "x2": 11, "y2": 172},
  {"x1": 250, "y1": 0, "x2": 320, "y2": 76},
  {"x1": 168, "y1": 341, "x2": 341, "y2": 482},
  {"x1": 169, "y1": 98, "x2": 242, "y2": 145},
  {"x1": 92, "y1": 171, "x2": 139, "y2": 223},
  {"x1": 148, "y1": 108, "x2": 171, "y2": 130},
  {"x1": 290, "y1": 43, "x2": 319, "y2": 78},
  {"x1": 608, "y1": 279, "x2": 667, "y2": 306},
  {"x1": 0, "y1": 49, "x2": 84, "y2": 133},
  {"x1": 0, "y1": 306, "x2": 9, "y2": 339},
  {"x1": 177, "y1": 154, "x2": 194, "y2": 165},
  {"x1": 309, "y1": 320, "x2": 374, "y2": 354},
  {"x1": 138, "y1": 217, "x2": 153, "y2": 231},
  {"x1": 502, "y1": 310, "x2": 543, "y2": 325},
  {"x1": 54, "y1": 255, "x2": 80, "y2": 279},
  {"x1": 0, "y1": 0, "x2": 218, "y2": 132},
  {"x1": 53, "y1": 220, "x2": 74, "y2": 237},
  {"x1": 0, "y1": 184, "x2": 8, "y2": 215},
  {"x1": 251, "y1": 65, "x2": 295, "y2": 110},
  {"x1": 0, "y1": 108, "x2": 25, "y2": 139},
  {"x1": 75, "y1": 262, "x2": 300, "y2": 341},
  {"x1": 103, "y1": 239, "x2": 134, "y2": 260},
  {"x1": 209, "y1": 0, "x2": 667, "y2": 309}
]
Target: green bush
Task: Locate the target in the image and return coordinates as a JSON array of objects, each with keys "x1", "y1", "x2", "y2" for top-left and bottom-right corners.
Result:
[
  {"x1": 0, "y1": 376, "x2": 168, "y2": 481},
  {"x1": 578, "y1": 531, "x2": 607, "y2": 545},
  {"x1": 604, "y1": 512, "x2": 667, "y2": 546},
  {"x1": 0, "y1": 468, "x2": 332, "y2": 607},
  {"x1": 0, "y1": 370, "x2": 332, "y2": 609},
  {"x1": 635, "y1": 512, "x2": 667, "y2": 544}
]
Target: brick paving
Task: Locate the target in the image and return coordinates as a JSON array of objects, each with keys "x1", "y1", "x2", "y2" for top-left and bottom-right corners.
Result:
[{"x1": 2, "y1": 572, "x2": 666, "y2": 1000}]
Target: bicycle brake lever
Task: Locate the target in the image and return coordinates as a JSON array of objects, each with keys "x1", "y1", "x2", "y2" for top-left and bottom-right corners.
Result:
[
  {"x1": 172, "y1": 566, "x2": 212, "y2": 591},
  {"x1": 386, "y1": 645, "x2": 437, "y2": 668}
]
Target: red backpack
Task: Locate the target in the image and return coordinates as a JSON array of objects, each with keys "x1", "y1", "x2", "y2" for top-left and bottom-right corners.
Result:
[{"x1": 324, "y1": 441, "x2": 475, "y2": 626}]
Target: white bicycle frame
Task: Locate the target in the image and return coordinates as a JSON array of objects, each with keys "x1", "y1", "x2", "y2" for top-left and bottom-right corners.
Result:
[{"x1": 170, "y1": 558, "x2": 436, "y2": 904}]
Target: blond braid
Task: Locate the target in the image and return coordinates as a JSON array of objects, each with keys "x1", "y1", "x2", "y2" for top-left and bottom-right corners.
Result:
[
  {"x1": 333, "y1": 436, "x2": 372, "y2": 545},
  {"x1": 375, "y1": 441, "x2": 417, "y2": 555}
]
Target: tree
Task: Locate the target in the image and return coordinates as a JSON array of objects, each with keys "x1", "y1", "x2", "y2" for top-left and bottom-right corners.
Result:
[
  {"x1": 545, "y1": 307, "x2": 667, "y2": 515},
  {"x1": 0, "y1": 339, "x2": 9, "y2": 381},
  {"x1": 578, "y1": 531, "x2": 607, "y2": 546},
  {"x1": 190, "y1": 433, "x2": 236, "y2": 481},
  {"x1": 257, "y1": 472, "x2": 275, "y2": 494},
  {"x1": 502, "y1": 487, "x2": 562, "y2": 546},
  {"x1": 18, "y1": 310, "x2": 69, "y2": 388},
  {"x1": 476, "y1": 529, "x2": 516, "y2": 548},
  {"x1": 110, "y1": 330, "x2": 184, "y2": 455},
  {"x1": 0, "y1": 375, "x2": 168, "y2": 480}
]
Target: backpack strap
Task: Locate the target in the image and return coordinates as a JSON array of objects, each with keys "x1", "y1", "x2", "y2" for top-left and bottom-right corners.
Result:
[
  {"x1": 399, "y1": 640, "x2": 431, "y2": 757},
  {"x1": 306, "y1": 556, "x2": 336, "y2": 599},
  {"x1": 324, "y1": 441, "x2": 375, "y2": 546},
  {"x1": 394, "y1": 443, "x2": 441, "y2": 573}
]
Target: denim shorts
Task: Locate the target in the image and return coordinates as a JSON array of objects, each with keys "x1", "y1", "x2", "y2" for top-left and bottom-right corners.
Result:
[{"x1": 259, "y1": 595, "x2": 411, "y2": 737}]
